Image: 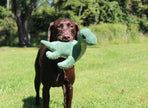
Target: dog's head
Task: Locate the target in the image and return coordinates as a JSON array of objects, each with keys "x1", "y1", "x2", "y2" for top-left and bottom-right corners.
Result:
[{"x1": 48, "y1": 19, "x2": 79, "y2": 42}]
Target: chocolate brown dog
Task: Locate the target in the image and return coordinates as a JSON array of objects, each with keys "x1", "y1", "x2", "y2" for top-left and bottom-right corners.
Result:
[{"x1": 34, "y1": 19, "x2": 79, "y2": 108}]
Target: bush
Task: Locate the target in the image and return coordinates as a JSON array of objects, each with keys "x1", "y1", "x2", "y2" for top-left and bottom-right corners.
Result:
[
  {"x1": 58, "y1": 10, "x2": 82, "y2": 25},
  {"x1": 81, "y1": 0, "x2": 125, "y2": 25},
  {"x1": 0, "y1": 6, "x2": 17, "y2": 46},
  {"x1": 99, "y1": 1, "x2": 124, "y2": 23},
  {"x1": 89, "y1": 23, "x2": 148, "y2": 45},
  {"x1": 138, "y1": 18, "x2": 148, "y2": 33}
]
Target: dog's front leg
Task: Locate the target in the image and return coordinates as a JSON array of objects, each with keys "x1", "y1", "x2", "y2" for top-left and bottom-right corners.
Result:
[
  {"x1": 63, "y1": 84, "x2": 73, "y2": 108},
  {"x1": 43, "y1": 85, "x2": 50, "y2": 108}
]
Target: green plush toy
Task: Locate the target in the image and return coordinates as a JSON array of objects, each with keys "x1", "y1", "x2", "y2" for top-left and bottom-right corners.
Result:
[{"x1": 41, "y1": 28, "x2": 97, "y2": 69}]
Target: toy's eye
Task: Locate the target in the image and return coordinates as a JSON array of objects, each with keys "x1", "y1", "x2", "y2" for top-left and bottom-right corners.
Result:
[{"x1": 82, "y1": 35, "x2": 86, "y2": 39}]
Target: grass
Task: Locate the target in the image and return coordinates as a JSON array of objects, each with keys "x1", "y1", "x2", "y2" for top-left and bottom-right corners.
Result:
[{"x1": 0, "y1": 44, "x2": 148, "y2": 108}]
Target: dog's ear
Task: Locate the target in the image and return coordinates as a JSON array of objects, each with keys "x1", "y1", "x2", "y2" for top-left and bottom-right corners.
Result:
[
  {"x1": 75, "y1": 23, "x2": 79, "y2": 40},
  {"x1": 48, "y1": 22, "x2": 54, "y2": 42}
]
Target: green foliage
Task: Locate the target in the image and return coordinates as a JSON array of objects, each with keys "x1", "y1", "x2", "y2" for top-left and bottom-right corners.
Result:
[
  {"x1": 0, "y1": 6, "x2": 17, "y2": 46},
  {"x1": 99, "y1": 1, "x2": 124, "y2": 23},
  {"x1": 58, "y1": 10, "x2": 82, "y2": 25},
  {"x1": 0, "y1": 0, "x2": 148, "y2": 46},
  {"x1": 62, "y1": 0, "x2": 125, "y2": 25},
  {"x1": 138, "y1": 17, "x2": 148, "y2": 33},
  {"x1": 30, "y1": 6, "x2": 56, "y2": 46},
  {"x1": 31, "y1": 5, "x2": 56, "y2": 32},
  {"x1": 80, "y1": 1, "x2": 100, "y2": 25},
  {"x1": 89, "y1": 23, "x2": 148, "y2": 45},
  {"x1": 130, "y1": 0, "x2": 148, "y2": 17},
  {"x1": 65, "y1": 0, "x2": 82, "y2": 13},
  {"x1": 31, "y1": 0, "x2": 126, "y2": 26}
]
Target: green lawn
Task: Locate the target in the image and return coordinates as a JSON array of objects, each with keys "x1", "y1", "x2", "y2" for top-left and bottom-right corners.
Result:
[{"x1": 0, "y1": 44, "x2": 148, "y2": 108}]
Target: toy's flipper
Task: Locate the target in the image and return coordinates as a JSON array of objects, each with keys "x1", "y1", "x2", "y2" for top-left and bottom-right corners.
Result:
[
  {"x1": 57, "y1": 56, "x2": 75, "y2": 69},
  {"x1": 46, "y1": 51, "x2": 60, "y2": 59},
  {"x1": 41, "y1": 40, "x2": 51, "y2": 48}
]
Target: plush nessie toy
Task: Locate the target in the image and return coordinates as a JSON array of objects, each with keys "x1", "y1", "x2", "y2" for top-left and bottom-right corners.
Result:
[{"x1": 41, "y1": 28, "x2": 97, "y2": 69}]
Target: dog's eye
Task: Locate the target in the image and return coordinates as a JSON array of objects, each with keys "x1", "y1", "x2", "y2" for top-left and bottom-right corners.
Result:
[
  {"x1": 57, "y1": 24, "x2": 63, "y2": 29},
  {"x1": 68, "y1": 23, "x2": 74, "y2": 28},
  {"x1": 82, "y1": 35, "x2": 86, "y2": 39},
  {"x1": 57, "y1": 25, "x2": 60, "y2": 28}
]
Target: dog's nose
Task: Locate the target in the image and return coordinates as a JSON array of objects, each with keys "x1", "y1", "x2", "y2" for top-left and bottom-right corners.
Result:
[
  {"x1": 63, "y1": 35, "x2": 70, "y2": 39},
  {"x1": 62, "y1": 35, "x2": 71, "y2": 41}
]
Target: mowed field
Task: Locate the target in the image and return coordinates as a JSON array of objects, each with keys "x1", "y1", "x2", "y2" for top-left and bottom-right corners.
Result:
[{"x1": 0, "y1": 43, "x2": 148, "y2": 108}]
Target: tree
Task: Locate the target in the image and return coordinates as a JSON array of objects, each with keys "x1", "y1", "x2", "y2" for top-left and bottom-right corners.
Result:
[
  {"x1": 7, "y1": 0, "x2": 9, "y2": 9},
  {"x1": 12, "y1": 0, "x2": 37, "y2": 47}
]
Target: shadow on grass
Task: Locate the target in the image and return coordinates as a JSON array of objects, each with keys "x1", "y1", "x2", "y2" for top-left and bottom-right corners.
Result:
[
  {"x1": 22, "y1": 96, "x2": 63, "y2": 108},
  {"x1": 22, "y1": 96, "x2": 43, "y2": 108}
]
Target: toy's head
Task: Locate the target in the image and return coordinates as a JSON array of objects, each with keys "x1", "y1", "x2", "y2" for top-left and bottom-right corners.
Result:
[{"x1": 79, "y1": 28, "x2": 97, "y2": 45}]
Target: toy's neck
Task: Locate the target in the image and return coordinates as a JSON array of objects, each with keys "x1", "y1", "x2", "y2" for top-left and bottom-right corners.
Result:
[{"x1": 74, "y1": 39, "x2": 87, "y2": 61}]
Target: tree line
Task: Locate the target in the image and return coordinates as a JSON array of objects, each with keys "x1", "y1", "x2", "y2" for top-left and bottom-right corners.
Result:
[{"x1": 0, "y1": 0, "x2": 148, "y2": 46}]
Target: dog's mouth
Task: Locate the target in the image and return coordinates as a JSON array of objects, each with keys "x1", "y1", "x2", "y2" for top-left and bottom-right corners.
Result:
[
  {"x1": 58, "y1": 39, "x2": 72, "y2": 42},
  {"x1": 61, "y1": 39, "x2": 70, "y2": 42}
]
